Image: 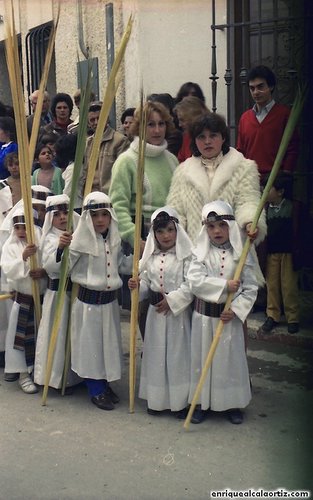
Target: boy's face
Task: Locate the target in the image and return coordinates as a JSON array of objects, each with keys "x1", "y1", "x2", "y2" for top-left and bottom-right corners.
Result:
[
  {"x1": 154, "y1": 221, "x2": 177, "y2": 251},
  {"x1": 7, "y1": 161, "x2": 20, "y2": 178},
  {"x1": 38, "y1": 147, "x2": 53, "y2": 168},
  {"x1": 14, "y1": 224, "x2": 26, "y2": 240},
  {"x1": 33, "y1": 204, "x2": 46, "y2": 223},
  {"x1": 52, "y1": 210, "x2": 68, "y2": 231},
  {"x1": 90, "y1": 209, "x2": 111, "y2": 234},
  {"x1": 267, "y1": 186, "x2": 283, "y2": 204},
  {"x1": 206, "y1": 220, "x2": 229, "y2": 245}
]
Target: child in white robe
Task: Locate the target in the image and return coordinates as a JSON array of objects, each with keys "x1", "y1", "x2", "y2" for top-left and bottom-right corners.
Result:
[
  {"x1": 187, "y1": 200, "x2": 258, "y2": 424},
  {"x1": 129, "y1": 206, "x2": 194, "y2": 417},
  {"x1": 34, "y1": 194, "x2": 80, "y2": 390},
  {"x1": 69, "y1": 191, "x2": 130, "y2": 410},
  {"x1": 1, "y1": 208, "x2": 46, "y2": 393}
]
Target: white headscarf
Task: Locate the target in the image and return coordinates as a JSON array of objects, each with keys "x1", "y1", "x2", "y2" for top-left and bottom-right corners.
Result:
[
  {"x1": 0, "y1": 184, "x2": 51, "y2": 233},
  {"x1": 194, "y1": 200, "x2": 251, "y2": 263},
  {"x1": 5, "y1": 207, "x2": 41, "y2": 246},
  {"x1": 31, "y1": 185, "x2": 53, "y2": 205},
  {"x1": 70, "y1": 191, "x2": 120, "y2": 256},
  {"x1": 40, "y1": 194, "x2": 80, "y2": 246},
  {"x1": 140, "y1": 206, "x2": 193, "y2": 271}
]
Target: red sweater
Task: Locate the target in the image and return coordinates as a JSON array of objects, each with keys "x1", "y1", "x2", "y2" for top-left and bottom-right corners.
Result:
[{"x1": 237, "y1": 103, "x2": 299, "y2": 175}]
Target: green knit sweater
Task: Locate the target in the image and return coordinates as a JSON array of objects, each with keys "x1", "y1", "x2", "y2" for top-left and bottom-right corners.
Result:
[{"x1": 109, "y1": 138, "x2": 178, "y2": 247}]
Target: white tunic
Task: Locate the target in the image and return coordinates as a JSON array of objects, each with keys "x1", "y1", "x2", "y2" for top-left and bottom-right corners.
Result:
[
  {"x1": 138, "y1": 248, "x2": 194, "y2": 411},
  {"x1": 187, "y1": 244, "x2": 258, "y2": 411},
  {"x1": 69, "y1": 234, "x2": 125, "y2": 381},
  {"x1": 34, "y1": 228, "x2": 80, "y2": 388},
  {"x1": 1, "y1": 232, "x2": 46, "y2": 373}
]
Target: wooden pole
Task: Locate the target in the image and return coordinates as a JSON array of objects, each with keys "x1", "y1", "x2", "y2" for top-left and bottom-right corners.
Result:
[
  {"x1": 184, "y1": 86, "x2": 307, "y2": 430},
  {"x1": 129, "y1": 94, "x2": 147, "y2": 413}
]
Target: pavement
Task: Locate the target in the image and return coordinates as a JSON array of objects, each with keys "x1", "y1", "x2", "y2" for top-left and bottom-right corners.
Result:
[{"x1": 246, "y1": 289, "x2": 313, "y2": 349}]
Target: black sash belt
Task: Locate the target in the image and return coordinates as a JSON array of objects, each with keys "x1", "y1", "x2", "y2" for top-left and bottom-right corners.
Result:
[
  {"x1": 149, "y1": 290, "x2": 163, "y2": 305},
  {"x1": 47, "y1": 277, "x2": 72, "y2": 292},
  {"x1": 78, "y1": 286, "x2": 118, "y2": 305},
  {"x1": 194, "y1": 297, "x2": 225, "y2": 318}
]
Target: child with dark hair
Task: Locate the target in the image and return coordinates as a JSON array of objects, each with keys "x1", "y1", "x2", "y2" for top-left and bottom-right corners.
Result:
[
  {"x1": 129, "y1": 206, "x2": 193, "y2": 417},
  {"x1": 187, "y1": 200, "x2": 258, "y2": 424},
  {"x1": 261, "y1": 173, "x2": 299, "y2": 334},
  {"x1": 32, "y1": 143, "x2": 64, "y2": 195},
  {"x1": 3, "y1": 153, "x2": 21, "y2": 205}
]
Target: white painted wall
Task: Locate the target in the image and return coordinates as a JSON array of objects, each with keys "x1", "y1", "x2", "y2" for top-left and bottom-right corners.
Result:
[
  {"x1": 122, "y1": 0, "x2": 227, "y2": 116},
  {"x1": 0, "y1": 0, "x2": 228, "y2": 118}
]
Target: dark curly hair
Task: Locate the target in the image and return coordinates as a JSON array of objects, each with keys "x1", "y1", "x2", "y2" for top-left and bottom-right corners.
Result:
[
  {"x1": 50, "y1": 93, "x2": 74, "y2": 119},
  {"x1": 190, "y1": 113, "x2": 230, "y2": 156}
]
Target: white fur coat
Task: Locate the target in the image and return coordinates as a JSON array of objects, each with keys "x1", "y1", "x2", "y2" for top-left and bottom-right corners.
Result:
[{"x1": 167, "y1": 147, "x2": 266, "y2": 244}]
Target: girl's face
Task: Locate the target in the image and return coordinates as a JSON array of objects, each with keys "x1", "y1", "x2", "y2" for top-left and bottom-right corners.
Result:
[
  {"x1": 91, "y1": 209, "x2": 111, "y2": 234},
  {"x1": 52, "y1": 209, "x2": 68, "y2": 231},
  {"x1": 195, "y1": 129, "x2": 224, "y2": 159},
  {"x1": 33, "y1": 204, "x2": 46, "y2": 223},
  {"x1": 55, "y1": 101, "x2": 70, "y2": 122},
  {"x1": 38, "y1": 147, "x2": 53, "y2": 169},
  {"x1": 7, "y1": 161, "x2": 20, "y2": 178},
  {"x1": 154, "y1": 221, "x2": 177, "y2": 251},
  {"x1": 146, "y1": 111, "x2": 166, "y2": 146},
  {"x1": 206, "y1": 220, "x2": 229, "y2": 245},
  {"x1": 14, "y1": 224, "x2": 26, "y2": 240}
]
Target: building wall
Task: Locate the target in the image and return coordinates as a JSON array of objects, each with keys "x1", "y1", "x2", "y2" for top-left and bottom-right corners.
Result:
[{"x1": 0, "y1": 0, "x2": 228, "y2": 120}]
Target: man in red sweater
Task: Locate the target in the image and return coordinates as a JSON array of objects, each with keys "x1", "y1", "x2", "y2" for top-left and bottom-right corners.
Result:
[{"x1": 237, "y1": 65, "x2": 299, "y2": 180}]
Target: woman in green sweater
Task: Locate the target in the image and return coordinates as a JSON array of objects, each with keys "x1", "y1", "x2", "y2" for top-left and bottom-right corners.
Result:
[{"x1": 109, "y1": 101, "x2": 178, "y2": 253}]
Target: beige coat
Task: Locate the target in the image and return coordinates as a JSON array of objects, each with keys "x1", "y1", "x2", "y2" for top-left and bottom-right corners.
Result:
[{"x1": 81, "y1": 125, "x2": 130, "y2": 195}]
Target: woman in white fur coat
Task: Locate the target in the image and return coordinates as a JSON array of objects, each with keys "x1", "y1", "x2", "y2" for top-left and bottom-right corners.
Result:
[{"x1": 167, "y1": 113, "x2": 266, "y2": 245}]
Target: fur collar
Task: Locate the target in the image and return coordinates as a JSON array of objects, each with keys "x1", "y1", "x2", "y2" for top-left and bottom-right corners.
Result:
[{"x1": 182, "y1": 147, "x2": 245, "y2": 200}]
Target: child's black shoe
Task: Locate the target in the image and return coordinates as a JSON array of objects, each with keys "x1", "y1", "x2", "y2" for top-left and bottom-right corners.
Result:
[
  {"x1": 261, "y1": 317, "x2": 278, "y2": 333},
  {"x1": 287, "y1": 323, "x2": 299, "y2": 334},
  {"x1": 91, "y1": 392, "x2": 114, "y2": 410},
  {"x1": 191, "y1": 408, "x2": 207, "y2": 424},
  {"x1": 227, "y1": 408, "x2": 243, "y2": 424}
]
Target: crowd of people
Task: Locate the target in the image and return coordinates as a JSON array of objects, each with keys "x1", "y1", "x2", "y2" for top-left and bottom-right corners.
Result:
[{"x1": 0, "y1": 68, "x2": 300, "y2": 425}]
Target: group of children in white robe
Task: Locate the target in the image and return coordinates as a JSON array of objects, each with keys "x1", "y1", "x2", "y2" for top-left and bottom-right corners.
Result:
[{"x1": 0, "y1": 190, "x2": 258, "y2": 424}]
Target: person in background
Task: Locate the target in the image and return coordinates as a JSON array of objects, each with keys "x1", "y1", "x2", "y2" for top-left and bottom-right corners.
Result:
[
  {"x1": 120, "y1": 107, "x2": 135, "y2": 140},
  {"x1": 79, "y1": 101, "x2": 130, "y2": 196},
  {"x1": 0, "y1": 117, "x2": 18, "y2": 180},
  {"x1": 42, "y1": 93, "x2": 73, "y2": 138},
  {"x1": 237, "y1": 65, "x2": 299, "y2": 180},
  {"x1": 147, "y1": 94, "x2": 182, "y2": 157},
  {"x1": 32, "y1": 143, "x2": 64, "y2": 195},
  {"x1": 167, "y1": 112, "x2": 266, "y2": 245},
  {"x1": 27, "y1": 90, "x2": 52, "y2": 138},
  {"x1": 2, "y1": 153, "x2": 22, "y2": 208},
  {"x1": 173, "y1": 96, "x2": 210, "y2": 162},
  {"x1": 260, "y1": 173, "x2": 299, "y2": 334},
  {"x1": 67, "y1": 89, "x2": 96, "y2": 135},
  {"x1": 175, "y1": 81, "x2": 206, "y2": 104}
]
